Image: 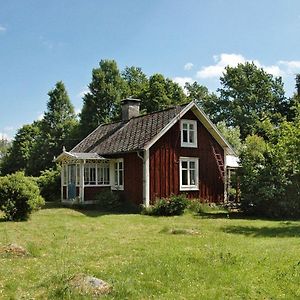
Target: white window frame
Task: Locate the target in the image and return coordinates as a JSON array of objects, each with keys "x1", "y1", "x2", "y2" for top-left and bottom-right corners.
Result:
[
  {"x1": 112, "y1": 158, "x2": 124, "y2": 190},
  {"x1": 97, "y1": 163, "x2": 110, "y2": 186},
  {"x1": 179, "y1": 157, "x2": 199, "y2": 191},
  {"x1": 180, "y1": 119, "x2": 197, "y2": 148},
  {"x1": 84, "y1": 163, "x2": 97, "y2": 185}
]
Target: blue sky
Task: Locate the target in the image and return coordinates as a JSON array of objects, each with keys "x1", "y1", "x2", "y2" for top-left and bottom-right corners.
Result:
[{"x1": 1, "y1": 0, "x2": 300, "y2": 140}]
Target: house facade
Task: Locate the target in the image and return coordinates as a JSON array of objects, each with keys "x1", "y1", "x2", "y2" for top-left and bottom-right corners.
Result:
[{"x1": 55, "y1": 99, "x2": 238, "y2": 206}]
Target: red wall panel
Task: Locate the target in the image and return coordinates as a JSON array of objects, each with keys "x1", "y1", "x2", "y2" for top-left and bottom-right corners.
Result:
[{"x1": 149, "y1": 110, "x2": 224, "y2": 203}]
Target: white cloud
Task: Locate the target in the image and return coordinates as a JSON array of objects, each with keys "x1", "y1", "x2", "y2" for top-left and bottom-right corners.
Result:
[
  {"x1": 196, "y1": 53, "x2": 288, "y2": 79},
  {"x1": 0, "y1": 25, "x2": 6, "y2": 32},
  {"x1": 173, "y1": 77, "x2": 194, "y2": 89},
  {"x1": 184, "y1": 62, "x2": 194, "y2": 71},
  {"x1": 278, "y1": 60, "x2": 300, "y2": 74},
  {"x1": 197, "y1": 53, "x2": 246, "y2": 79}
]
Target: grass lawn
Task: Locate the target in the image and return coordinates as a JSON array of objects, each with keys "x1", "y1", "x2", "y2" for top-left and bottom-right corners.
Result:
[{"x1": 1, "y1": 205, "x2": 300, "y2": 299}]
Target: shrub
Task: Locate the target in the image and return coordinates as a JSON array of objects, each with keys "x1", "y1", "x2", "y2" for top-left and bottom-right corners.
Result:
[
  {"x1": 0, "y1": 172, "x2": 45, "y2": 221},
  {"x1": 37, "y1": 168, "x2": 61, "y2": 201},
  {"x1": 95, "y1": 190, "x2": 122, "y2": 211},
  {"x1": 144, "y1": 194, "x2": 188, "y2": 216}
]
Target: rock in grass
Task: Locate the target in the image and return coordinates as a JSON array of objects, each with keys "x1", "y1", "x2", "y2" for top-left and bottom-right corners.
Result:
[
  {"x1": 69, "y1": 273, "x2": 111, "y2": 296},
  {"x1": 0, "y1": 243, "x2": 29, "y2": 257}
]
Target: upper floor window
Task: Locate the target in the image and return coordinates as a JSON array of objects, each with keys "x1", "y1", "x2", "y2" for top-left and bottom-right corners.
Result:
[{"x1": 181, "y1": 119, "x2": 197, "y2": 148}]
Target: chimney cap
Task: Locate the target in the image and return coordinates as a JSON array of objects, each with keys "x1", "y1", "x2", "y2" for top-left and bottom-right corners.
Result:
[{"x1": 121, "y1": 97, "x2": 141, "y2": 104}]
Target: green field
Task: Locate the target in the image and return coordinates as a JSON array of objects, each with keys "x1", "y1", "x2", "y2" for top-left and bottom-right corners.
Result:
[{"x1": 0, "y1": 205, "x2": 300, "y2": 299}]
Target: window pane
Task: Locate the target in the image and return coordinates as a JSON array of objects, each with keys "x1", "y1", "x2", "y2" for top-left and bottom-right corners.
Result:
[
  {"x1": 182, "y1": 170, "x2": 188, "y2": 185},
  {"x1": 183, "y1": 123, "x2": 188, "y2": 130},
  {"x1": 189, "y1": 123, "x2": 194, "y2": 130},
  {"x1": 183, "y1": 130, "x2": 188, "y2": 143},
  {"x1": 76, "y1": 165, "x2": 80, "y2": 185},
  {"x1": 189, "y1": 161, "x2": 195, "y2": 169},
  {"x1": 90, "y1": 167, "x2": 96, "y2": 184},
  {"x1": 114, "y1": 169, "x2": 118, "y2": 185},
  {"x1": 189, "y1": 130, "x2": 194, "y2": 143},
  {"x1": 190, "y1": 169, "x2": 196, "y2": 185},
  {"x1": 182, "y1": 161, "x2": 188, "y2": 169},
  {"x1": 105, "y1": 167, "x2": 110, "y2": 184},
  {"x1": 84, "y1": 166, "x2": 89, "y2": 184},
  {"x1": 119, "y1": 170, "x2": 123, "y2": 186},
  {"x1": 63, "y1": 165, "x2": 67, "y2": 185}
]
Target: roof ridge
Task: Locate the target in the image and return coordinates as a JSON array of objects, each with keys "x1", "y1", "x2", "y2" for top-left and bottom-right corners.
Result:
[{"x1": 129, "y1": 102, "x2": 189, "y2": 121}]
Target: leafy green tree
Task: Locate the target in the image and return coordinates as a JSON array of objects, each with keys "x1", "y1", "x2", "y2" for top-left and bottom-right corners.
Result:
[
  {"x1": 122, "y1": 66, "x2": 149, "y2": 100},
  {"x1": 287, "y1": 74, "x2": 300, "y2": 121},
  {"x1": 0, "y1": 137, "x2": 11, "y2": 164},
  {"x1": 1, "y1": 123, "x2": 40, "y2": 175},
  {"x1": 80, "y1": 59, "x2": 127, "y2": 136},
  {"x1": 240, "y1": 117, "x2": 300, "y2": 217},
  {"x1": 218, "y1": 62, "x2": 288, "y2": 139},
  {"x1": 216, "y1": 121, "x2": 242, "y2": 154},
  {"x1": 144, "y1": 74, "x2": 186, "y2": 112},
  {"x1": 185, "y1": 81, "x2": 220, "y2": 121},
  {"x1": 28, "y1": 81, "x2": 77, "y2": 175}
]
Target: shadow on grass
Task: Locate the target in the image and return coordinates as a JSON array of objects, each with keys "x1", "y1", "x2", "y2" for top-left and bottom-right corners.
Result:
[
  {"x1": 194, "y1": 211, "x2": 244, "y2": 220},
  {"x1": 222, "y1": 223, "x2": 300, "y2": 238}
]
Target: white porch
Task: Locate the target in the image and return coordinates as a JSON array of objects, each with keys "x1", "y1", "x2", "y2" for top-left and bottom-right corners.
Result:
[{"x1": 55, "y1": 151, "x2": 124, "y2": 204}]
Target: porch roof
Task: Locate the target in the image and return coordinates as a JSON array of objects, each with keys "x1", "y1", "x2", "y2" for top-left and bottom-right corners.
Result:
[{"x1": 55, "y1": 151, "x2": 106, "y2": 163}]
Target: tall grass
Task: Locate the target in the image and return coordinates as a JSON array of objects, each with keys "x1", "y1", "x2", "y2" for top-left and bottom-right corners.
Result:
[{"x1": 0, "y1": 206, "x2": 300, "y2": 299}]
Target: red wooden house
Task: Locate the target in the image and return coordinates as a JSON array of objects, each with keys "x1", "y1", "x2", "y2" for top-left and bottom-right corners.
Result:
[{"x1": 55, "y1": 99, "x2": 239, "y2": 206}]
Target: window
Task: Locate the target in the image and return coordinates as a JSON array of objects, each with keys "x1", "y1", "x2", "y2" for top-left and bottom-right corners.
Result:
[
  {"x1": 63, "y1": 165, "x2": 67, "y2": 186},
  {"x1": 84, "y1": 164, "x2": 96, "y2": 185},
  {"x1": 179, "y1": 157, "x2": 199, "y2": 191},
  {"x1": 112, "y1": 159, "x2": 124, "y2": 190},
  {"x1": 76, "y1": 164, "x2": 80, "y2": 186},
  {"x1": 97, "y1": 163, "x2": 110, "y2": 185},
  {"x1": 181, "y1": 119, "x2": 197, "y2": 148}
]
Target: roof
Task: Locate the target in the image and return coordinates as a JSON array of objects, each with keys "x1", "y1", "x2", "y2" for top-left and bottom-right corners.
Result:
[
  {"x1": 226, "y1": 155, "x2": 240, "y2": 168},
  {"x1": 70, "y1": 101, "x2": 236, "y2": 156},
  {"x1": 55, "y1": 151, "x2": 105, "y2": 162},
  {"x1": 71, "y1": 104, "x2": 187, "y2": 155}
]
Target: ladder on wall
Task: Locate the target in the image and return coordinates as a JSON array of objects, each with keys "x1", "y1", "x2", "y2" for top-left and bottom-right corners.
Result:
[{"x1": 209, "y1": 140, "x2": 225, "y2": 183}]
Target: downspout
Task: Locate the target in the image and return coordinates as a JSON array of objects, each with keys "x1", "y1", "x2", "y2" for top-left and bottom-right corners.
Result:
[{"x1": 137, "y1": 150, "x2": 150, "y2": 207}]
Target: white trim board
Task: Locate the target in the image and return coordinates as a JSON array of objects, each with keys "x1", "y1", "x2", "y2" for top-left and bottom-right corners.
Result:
[{"x1": 144, "y1": 101, "x2": 236, "y2": 156}]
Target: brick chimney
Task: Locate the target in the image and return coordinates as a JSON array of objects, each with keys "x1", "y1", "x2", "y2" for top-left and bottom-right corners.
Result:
[{"x1": 121, "y1": 98, "x2": 141, "y2": 121}]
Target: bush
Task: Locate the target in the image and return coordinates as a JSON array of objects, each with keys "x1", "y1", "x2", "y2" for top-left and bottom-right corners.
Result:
[
  {"x1": 143, "y1": 194, "x2": 188, "y2": 216},
  {"x1": 0, "y1": 172, "x2": 45, "y2": 221},
  {"x1": 37, "y1": 168, "x2": 61, "y2": 201},
  {"x1": 95, "y1": 190, "x2": 122, "y2": 211}
]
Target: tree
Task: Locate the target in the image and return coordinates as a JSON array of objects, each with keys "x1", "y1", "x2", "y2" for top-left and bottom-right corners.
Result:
[
  {"x1": 218, "y1": 62, "x2": 288, "y2": 139},
  {"x1": 144, "y1": 74, "x2": 186, "y2": 113},
  {"x1": 240, "y1": 117, "x2": 300, "y2": 218},
  {"x1": 185, "y1": 81, "x2": 220, "y2": 121},
  {"x1": 122, "y1": 66, "x2": 149, "y2": 100},
  {"x1": 0, "y1": 137, "x2": 11, "y2": 164},
  {"x1": 287, "y1": 74, "x2": 300, "y2": 121},
  {"x1": 216, "y1": 121, "x2": 242, "y2": 154},
  {"x1": 79, "y1": 59, "x2": 127, "y2": 137},
  {"x1": 1, "y1": 123, "x2": 40, "y2": 175},
  {"x1": 28, "y1": 81, "x2": 77, "y2": 175}
]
